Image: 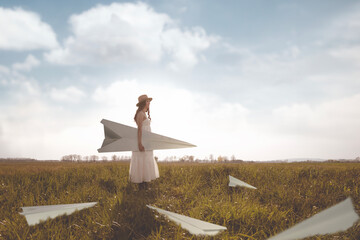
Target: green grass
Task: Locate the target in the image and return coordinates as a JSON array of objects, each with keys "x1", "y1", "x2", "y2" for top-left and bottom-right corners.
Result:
[{"x1": 0, "y1": 161, "x2": 359, "y2": 239}]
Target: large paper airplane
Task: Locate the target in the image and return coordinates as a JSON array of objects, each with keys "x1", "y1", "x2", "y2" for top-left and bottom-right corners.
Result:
[
  {"x1": 147, "y1": 205, "x2": 227, "y2": 236},
  {"x1": 98, "y1": 119, "x2": 196, "y2": 152},
  {"x1": 268, "y1": 198, "x2": 359, "y2": 240},
  {"x1": 228, "y1": 175, "x2": 257, "y2": 189},
  {"x1": 20, "y1": 202, "x2": 97, "y2": 226}
]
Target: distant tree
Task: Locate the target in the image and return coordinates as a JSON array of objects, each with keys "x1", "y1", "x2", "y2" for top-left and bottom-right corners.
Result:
[
  {"x1": 231, "y1": 155, "x2": 236, "y2": 161},
  {"x1": 179, "y1": 155, "x2": 194, "y2": 162},
  {"x1": 61, "y1": 154, "x2": 81, "y2": 162},
  {"x1": 89, "y1": 155, "x2": 99, "y2": 161},
  {"x1": 102, "y1": 156, "x2": 108, "y2": 161},
  {"x1": 111, "y1": 155, "x2": 118, "y2": 161}
]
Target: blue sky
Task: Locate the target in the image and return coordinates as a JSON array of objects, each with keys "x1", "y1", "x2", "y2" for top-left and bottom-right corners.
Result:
[{"x1": 1, "y1": 0, "x2": 360, "y2": 160}]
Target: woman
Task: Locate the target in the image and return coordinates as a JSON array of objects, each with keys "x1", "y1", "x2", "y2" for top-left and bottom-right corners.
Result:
[{"x1": 129, "y1": 94, "x2": 159, "y2": 184}]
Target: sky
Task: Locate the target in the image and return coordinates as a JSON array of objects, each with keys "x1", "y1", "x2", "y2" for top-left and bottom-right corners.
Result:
[{"x1": 0, "y1": 0, "x2": 360, "y2": 161}]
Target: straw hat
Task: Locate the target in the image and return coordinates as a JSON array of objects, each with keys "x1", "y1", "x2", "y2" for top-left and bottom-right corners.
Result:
[{"x1": 136, "y1": 94, "x2": 153, "y2": 106}]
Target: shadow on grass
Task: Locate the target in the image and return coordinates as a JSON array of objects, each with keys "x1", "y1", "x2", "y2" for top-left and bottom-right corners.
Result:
[{"x1": 110, "y1": 181, "x2": 161, "y2": 239}]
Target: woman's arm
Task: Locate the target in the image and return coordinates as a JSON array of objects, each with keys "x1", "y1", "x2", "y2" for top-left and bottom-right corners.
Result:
[{"x1": 136, "y1": 113, "x2": 145, "y2": 152}]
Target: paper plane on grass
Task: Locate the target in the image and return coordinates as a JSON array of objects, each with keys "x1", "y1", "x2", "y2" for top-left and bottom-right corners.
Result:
[
  {"x1": 229, "y1": 175, "x2": 257, "y2": 189},
  {"x1": 147, "y1": 205, "x2": 227, "y2": 236},
  {"x1": 19, "y1": 202, "x2": 97, "y2": 226},
  {"x1": 268, "y1": 198, "x2": 359, "y2": 240},
  {"x1": 98, "y1": 119, "x2": 196, "y2": 152}
]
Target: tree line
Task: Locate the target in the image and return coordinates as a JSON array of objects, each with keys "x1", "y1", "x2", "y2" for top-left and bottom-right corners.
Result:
[
  {"x1": 60, "y1": 154, "x2": 131, "y2": 162},
  {"x1": 60, "y1": 154, "x2": 242, "y2": 163}
]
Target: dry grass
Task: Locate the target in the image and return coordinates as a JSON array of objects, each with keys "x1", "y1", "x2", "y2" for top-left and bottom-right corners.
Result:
[{"x1": 0, "y1": 161, "x2": 359, "y2": 239}]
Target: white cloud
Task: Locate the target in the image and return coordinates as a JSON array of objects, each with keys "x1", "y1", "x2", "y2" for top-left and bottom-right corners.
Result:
[
  {"x1": 162, "y1": 27, "x2": 218, "y2": 71},
  {"x1": 272, "y1": 94, "x2": 360, "y2": 137},
  {"x1": 1, "y1": 76, "x2": 360, "y2": 161},
  {"x1": 45, "y1": 2, "x2": 217, "y2": 70},
  {"x1": 0, "y1": 98, "x2": 101, "y2": 160},
  {"x1": 92, "y1": 79, "x2": 254, "y2": 160},
  {"x1": 267, "y1": 94, "x2": 360, "y2": 159},
  {"x1": 0, "y1": 65, "x2": 10, "y2": 74},
  {"x1": 0, "y1": 7, "x2": 58, "y2": 50},
  {"x1": 12, "y1": 55, "x2": 40, "y2": 72},
  {"x1": 330, "y1": 6, "x2": 360, "y2": 42},
  {"x1": 0, "y1": 65, "x2": 10, "y2": 85},
  {"x1": 321, "y1": 6, "x2": 360, "y2": 66},
  {"x1": 330, "y1": 45, "x2": 360, "y2": 65},
  {"x1": 91, "y1": 79, "x2": 360, "y2": 160},
  {"x1": 0, "y1": 68, "x2": 40, "y2": 98},
  {"x1": 50, "y1": 86, "x2": 86, "y2": 103}
]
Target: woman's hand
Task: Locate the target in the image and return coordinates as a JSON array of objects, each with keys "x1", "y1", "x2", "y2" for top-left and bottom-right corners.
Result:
[{"x1": 138, "y1": 143, "x2": 145, "y2": 152}]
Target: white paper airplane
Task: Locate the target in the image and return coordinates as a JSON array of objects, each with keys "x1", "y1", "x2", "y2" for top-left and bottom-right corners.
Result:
[
  {"x1": 20, "y1": 202, "x2": 97, "y2": 226},
  {"x1": 98, "y1": 119, "x2": 196, "y2": 152},
  {"x1": 268, "y1": 198, "x2": 359, "y2": 240},
  {"x1": 147, "y1": 205, "x2": 227, "y2": 236},
  {"x1": 228, "y1": 175, "x2": 257, "y2": 189}
]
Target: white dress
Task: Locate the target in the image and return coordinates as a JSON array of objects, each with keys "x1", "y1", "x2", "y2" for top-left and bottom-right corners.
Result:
[{"x1": 129, "y1": 116, "x2": 160, "y2": 183}]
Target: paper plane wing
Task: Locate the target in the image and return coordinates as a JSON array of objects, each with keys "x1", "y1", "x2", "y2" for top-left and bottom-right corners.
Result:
[
  {"x1": 19, "y1": 202, "x2": 97, "y2": 226},
  {"x1": 147, "y1": 205, "x2": 227, "y2": 236},
  {"x1": 268, "y1": 198, "x2": 359, "y2": 240},
  {"x1": 229, "y1": 175, "x2": 257, "y2": 189},
  {"x1": 98, "y1": 119, "x2": 196, "y2": 152}
]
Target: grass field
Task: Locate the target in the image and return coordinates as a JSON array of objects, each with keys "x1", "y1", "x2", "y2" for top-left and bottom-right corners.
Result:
[{"x1": 0, "y1": 161, "x2": 359, "y2": 239}]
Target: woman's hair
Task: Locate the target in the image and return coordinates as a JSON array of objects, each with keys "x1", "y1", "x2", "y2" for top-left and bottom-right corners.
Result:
[{"x1": 134, "y1": 101, "x2": 151, "y2": 123}]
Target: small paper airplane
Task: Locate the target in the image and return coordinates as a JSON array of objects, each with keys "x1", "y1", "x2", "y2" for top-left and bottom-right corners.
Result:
[
  {"x1": 268, "y1": 198, "x2": 359, "y2": 240},
  {"x1": 98, "y1": 119, "x2": 196, "y2": 152},
  {"x1": 228, "y1": 175, "x2": 257, "y2": 189},
  {"x1": 147, "y1": 205, "x2": 227, "y2": 236},
  {"x1": 19, "y1": 202, "x2": 97, "y2": 226}
]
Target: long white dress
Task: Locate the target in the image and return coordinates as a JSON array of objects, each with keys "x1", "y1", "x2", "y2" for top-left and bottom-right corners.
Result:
[{"x1": 129, "y1": 116, "x2": 160, "y2": 183}]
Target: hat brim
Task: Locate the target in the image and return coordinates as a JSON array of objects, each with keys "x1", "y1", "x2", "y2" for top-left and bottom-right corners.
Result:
[{"x1": 136, "y1": 97, "x2": 152, "y2": 106}]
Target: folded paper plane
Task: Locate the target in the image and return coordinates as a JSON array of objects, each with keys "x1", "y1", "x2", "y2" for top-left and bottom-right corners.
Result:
[
  {"x1": 229, "y1": 175, "x2": 257, "y2": 189},
  {"x1": 20, "y1": 202, "x2": 97, "y2": 226},
  {"x1": 268, "y1": 198, "x2": 359, "y2": 240},
  {"x1": 98, "y1": 119, "x2": 196, "y2": 152},
  {"x1": 147, "y1": 205, "x2": 227, "y2": 236}
]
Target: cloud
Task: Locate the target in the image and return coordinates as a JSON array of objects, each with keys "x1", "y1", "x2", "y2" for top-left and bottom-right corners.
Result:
[
  {"x1": 0, "y1": 79, "x2": 96, "y2": 159},
  {"x1": 92, "y1": 79, "x2": 252, "y2": 159},
  {"x1": 0, "y1": 66, "x2": 40, "y2": 98},
  {"x1": 50, "y1": 86, "x2": 86, "y2": 103},
  {"x1": 1, "y1": 75, "x2": 359, "y2": 161},
  {"x1": 12, "y1": 55, "x2": 40, "y2": 72},
  {"x1": 330, "y1": 45, "x2": 360, "y2": 65},
  {"x1": 162, "y1": 27, "x2": 217, "y2": 71},
  {"x1": 329, "y1": 5, "x2": 360, "y2": 42},
  {"x1": 272, "y1": 94, "x2": 360, "y2": 138},
  {"x1": 321, "y1": 5, "x2": 360, "y2": 66},
  {"x1": 267, "y1": 94, "x2": 360, "y2": 159},
  {"x1": 44, "y1": 2, "x2": 217, "y2": 70},
  {"x1": 0, "y1": 65, "x2": 10, "y2": 74},
  {"x1": 0, "y1": 7, "x2": 58, "y2": 50},
  {"x1": 0, "y1": 65, "x2": 10, "y2": 85},
  {"x1": 0, "y1": 98, "x2": 100, "y2": 160}
]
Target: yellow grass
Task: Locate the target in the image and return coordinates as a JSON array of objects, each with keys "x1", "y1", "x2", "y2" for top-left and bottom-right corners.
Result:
[{"x1": 0, "y1": 161, "x2": 359, "y2": 239}]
